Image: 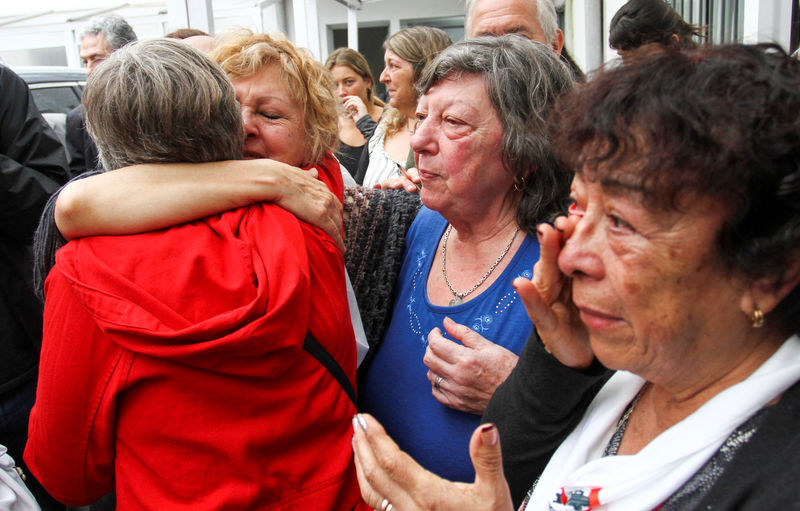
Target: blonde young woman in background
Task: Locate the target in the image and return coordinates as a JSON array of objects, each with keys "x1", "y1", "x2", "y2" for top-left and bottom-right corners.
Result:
[{"x1": 325, "y1": 47, "x2": 384, "y2": 178}]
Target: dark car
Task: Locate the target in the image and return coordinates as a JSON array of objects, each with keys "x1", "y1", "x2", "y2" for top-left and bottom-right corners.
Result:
[{"x1": 14, "y1": 66, "x2": 87, "y2": 148}]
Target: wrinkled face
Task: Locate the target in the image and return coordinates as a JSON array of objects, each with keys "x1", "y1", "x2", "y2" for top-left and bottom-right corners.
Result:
[
  {"x1": 411, "y1": 74, "x2": 510, "y2": 217},
  {"x1": 80, "y1": 33, "x2": 113, "y2": 75},
  {"x1": 469, "y1": 0, "x2": 546, "y2": 42},
  {"x1": 235, "y1": 65, "x2": 307, "y2": 167},
  {"x1": 559, "y1": 173, "x2": 747, "y2": 380},
  {"x1": 379, "y1": 49, "x2": 416, "y2": 113},
  {"x1": 331, "y1": 65, "x2": 371, "y2": 104}
]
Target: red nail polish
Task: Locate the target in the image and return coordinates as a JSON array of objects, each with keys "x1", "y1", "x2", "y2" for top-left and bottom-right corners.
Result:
[{"x1": 480, "y1": 424, "x2": 498, "y2": 445}]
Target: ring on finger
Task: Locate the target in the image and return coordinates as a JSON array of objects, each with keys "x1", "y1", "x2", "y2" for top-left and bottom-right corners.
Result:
[
  {"x1": 380, "y1": 498, "x2": 394, "y2": 511},
  {"x1": 434, "y1": 375, "x2": 444, "y2": 391}
]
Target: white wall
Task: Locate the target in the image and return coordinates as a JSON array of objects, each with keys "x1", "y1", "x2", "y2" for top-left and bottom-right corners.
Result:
[
  {"x1": 566, "y1": 0, "x2": 610, "y2": 74},
  {"x1": 2, "y1": 0, "x2": 795, "y2": 68},
  {"x1": 743, "y1": 0, "x2": 793, "y2": 50},
  {"x1": 315, "y1": 0, "x2": 465, "y2": 57}
]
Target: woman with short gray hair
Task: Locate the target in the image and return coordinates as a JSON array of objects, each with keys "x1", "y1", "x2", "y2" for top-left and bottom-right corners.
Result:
[
  {"x1": 83, "y1": 39, "x2": 241, "y2": 169},
  {"x1": 25, "y1": 38, "x2": 364, "y2": 511}
]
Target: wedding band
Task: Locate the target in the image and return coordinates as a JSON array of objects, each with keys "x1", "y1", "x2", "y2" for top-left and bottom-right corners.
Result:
[
  {"x1": 380, "y1": 498, "x2": 392, "y2": 511},
  {"x1": 435, "y1": 375, "x2": 443, "y2": 390}
]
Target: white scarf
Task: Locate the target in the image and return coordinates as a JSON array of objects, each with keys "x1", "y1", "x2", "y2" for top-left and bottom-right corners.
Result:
[{"x1": 525, "y1": 335, "x2": 800, "y2": 511}]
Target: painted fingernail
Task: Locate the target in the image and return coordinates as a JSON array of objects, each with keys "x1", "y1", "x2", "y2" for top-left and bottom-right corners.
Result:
[
  {"x1": 353, "y1": 414, "x2": 368, "y2": 431},
  {"x1": 480, "y1": 424, "x2": 498, "y2": 445}
]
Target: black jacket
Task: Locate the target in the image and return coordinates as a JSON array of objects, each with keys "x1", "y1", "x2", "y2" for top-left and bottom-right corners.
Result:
[
  {"x1": 0, "y1": 64, "x2": 69, "y2": 393},
  {"x1": 66, "y1": 104, "x2": 101, "y2": 176}
]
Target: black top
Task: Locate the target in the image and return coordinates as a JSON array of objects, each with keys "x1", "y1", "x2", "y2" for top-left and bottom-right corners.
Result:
[
  {"x1": 66, "y1": 104, "x2": 102, "y2": 176},
  {"x1": 335, "y1": 140, "x2": 364, "y2": 179},
  {"x1": 482, "y1": 334, "x2": 610, "y2": 508},
  {"x1": 0, "y1": 64, "x2": 69, "y2": 392}
]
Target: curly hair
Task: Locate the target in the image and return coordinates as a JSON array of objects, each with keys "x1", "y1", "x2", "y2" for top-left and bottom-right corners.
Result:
[
  {"x1": 211, "y1": 31, "x2": 338, "y2": 166},
  {"x1": 551, "y1": 44, "x2": 800, "y2": 334}
]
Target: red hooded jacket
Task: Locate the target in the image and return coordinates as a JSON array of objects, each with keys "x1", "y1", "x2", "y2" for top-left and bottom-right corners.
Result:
[{"x1": 26, "y1": 157, "x2": 366, "y2": 510}]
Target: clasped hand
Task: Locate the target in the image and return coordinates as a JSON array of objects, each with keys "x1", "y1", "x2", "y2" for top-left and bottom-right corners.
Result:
[{"x1": 424, "y1": 317, "x2": 518, "y2": 415}]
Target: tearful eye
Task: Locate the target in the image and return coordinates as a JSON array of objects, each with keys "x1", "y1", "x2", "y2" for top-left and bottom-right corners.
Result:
[{"x1": 566, "y1": 198, "x2": 585, "y2": 217}]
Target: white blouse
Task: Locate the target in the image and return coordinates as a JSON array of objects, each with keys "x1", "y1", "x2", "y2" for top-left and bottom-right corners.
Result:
[{"x1": 361, "y1": 120, "x2": 406, "y2": 188}]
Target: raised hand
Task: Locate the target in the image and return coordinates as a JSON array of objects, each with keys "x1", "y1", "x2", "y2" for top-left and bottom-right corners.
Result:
[
  {"x1": 343, "y1": 95, "x2": 370, "y2": 121},
  {"x1": 352, "y1": 414, "x2": 514, "y2": 511},
  {"x1": 513, "y1": 215, "x2": 593, "y2": 369}
]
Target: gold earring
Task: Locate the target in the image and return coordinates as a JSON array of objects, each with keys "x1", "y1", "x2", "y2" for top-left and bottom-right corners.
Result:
[{"x1": 751, "y1": 309, "x2": 765, "y2": 328}]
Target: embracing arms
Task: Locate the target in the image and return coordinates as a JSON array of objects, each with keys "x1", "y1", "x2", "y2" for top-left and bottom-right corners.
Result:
[{"x1": 54, "y1": 159, "x2": 343, "y2": 248}]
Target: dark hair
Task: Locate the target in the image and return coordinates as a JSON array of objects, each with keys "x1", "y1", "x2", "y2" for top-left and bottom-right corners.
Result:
[
  {"x1": 165, "y1": 28, "x2": 209, "y2": 39},
  {"x1": 418, "y1": 35, "x2": 574, "y2": 234},
  {"x1": 551, "y1": 44, "x2": 800, "y2": 334},
  {"x1": 609, "y1": 0, "x2": 704, "y2": 51}
]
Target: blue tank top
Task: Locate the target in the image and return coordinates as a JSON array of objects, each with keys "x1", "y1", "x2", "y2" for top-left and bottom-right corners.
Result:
[{"x1": 360, "y1": 207, "x2": 539, "y2": 482}]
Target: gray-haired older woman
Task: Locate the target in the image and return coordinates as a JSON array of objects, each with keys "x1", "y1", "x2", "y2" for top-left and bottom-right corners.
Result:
[{"x1": 357, "y1": 35, "x2": 573, "y2": 482}]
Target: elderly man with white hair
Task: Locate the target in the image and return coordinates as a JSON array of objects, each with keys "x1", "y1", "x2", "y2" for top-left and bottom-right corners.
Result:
[
  {"x1": 465, "y1": 0, "x2": 583, "y2": 80},
  {"x1": 66, "y1": 14, "x2": 137, "y2": 176}
]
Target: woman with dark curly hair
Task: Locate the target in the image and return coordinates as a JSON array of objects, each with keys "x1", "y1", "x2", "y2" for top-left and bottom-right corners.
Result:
[{"x1": 352, "y1": 44, "x2": 800, "y2": 511}]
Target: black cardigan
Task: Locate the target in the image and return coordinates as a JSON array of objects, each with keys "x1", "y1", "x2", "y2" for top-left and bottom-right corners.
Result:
[{"x1": 483, "y1": 332, "x2": 800, "y2": 509}]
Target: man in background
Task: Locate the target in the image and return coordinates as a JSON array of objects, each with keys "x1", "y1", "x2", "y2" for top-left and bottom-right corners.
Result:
[
  {"x1": 65, "y1": 14, "x2": 136, "y2": 176},
  {"x1": 466, "y1": 0, "x2": 584, "y2": 80}
]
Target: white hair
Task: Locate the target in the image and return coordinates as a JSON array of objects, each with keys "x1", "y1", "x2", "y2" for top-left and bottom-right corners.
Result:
[{"x1": 464, "y1": 0, "x2": 559, "y2": 44}]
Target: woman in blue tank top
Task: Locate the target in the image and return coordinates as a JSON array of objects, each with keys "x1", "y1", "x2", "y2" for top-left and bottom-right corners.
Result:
[{"x1": 360, "y1": 35, "x2": 575, "y2": 482}]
